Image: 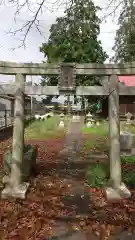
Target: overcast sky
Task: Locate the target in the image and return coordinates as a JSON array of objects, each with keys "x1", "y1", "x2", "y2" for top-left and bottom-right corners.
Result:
[{"x1": 0, "y1": 0, "x2": 120, "y2": 102}]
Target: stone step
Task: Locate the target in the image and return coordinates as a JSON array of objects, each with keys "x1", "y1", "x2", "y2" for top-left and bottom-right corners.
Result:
[
  {"x1": 48, "y1": 229, "x2": 90, "y2": 240},
  {"x1": 38, "y1": 160, "x2": 90, "y2": 171},
  {"x1": 50, "y1": 221, "x2": 89, "y2": 239}
]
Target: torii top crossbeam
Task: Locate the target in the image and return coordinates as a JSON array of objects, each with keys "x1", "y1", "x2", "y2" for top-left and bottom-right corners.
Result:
[{"x1": 0, "y1": 61, "x2": 135, "y2": 75}]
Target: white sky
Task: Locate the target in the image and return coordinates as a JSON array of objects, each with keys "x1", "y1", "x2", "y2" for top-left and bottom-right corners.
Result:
[{"x1": 0, "y1": 0, "x2": 121, "y2": 103}]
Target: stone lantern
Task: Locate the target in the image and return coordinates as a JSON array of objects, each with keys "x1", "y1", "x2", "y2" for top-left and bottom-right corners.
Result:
[
  {"x1": 86, "y1": 112, "x2": 94, "y2": 127},
  {"x1": 59, "y1": 113, "x2": 65, "y2": 127},
  {"x1": 125, "y1": 112, "x2": 132, "y2": 125}
]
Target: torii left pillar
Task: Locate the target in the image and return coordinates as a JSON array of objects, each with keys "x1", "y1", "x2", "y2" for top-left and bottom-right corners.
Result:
[{"x1": 1, "y1": 74, "x2": 29, "y2": 199}]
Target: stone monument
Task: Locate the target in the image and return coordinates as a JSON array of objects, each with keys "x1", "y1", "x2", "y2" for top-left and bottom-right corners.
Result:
[
  {"x1": 120, "y1": 131, "x2": 134, "y2": 155},
  {"x1": 119, "y1": 112, "x2": 135, "y2": 155},
  {"x1": 86, "y1": 112, "x2": 95, "y2": 127}
]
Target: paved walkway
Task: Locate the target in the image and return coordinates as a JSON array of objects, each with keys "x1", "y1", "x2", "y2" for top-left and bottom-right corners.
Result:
[{"x1": 50, "y1": 118, "x2": 94, "y2": 240}]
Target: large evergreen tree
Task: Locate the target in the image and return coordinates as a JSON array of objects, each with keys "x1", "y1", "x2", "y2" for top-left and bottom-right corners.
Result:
[
  {"x1": 40, "y1": 0, "x2": 108, "y2": 107},
  {"x1": 40, "y1": 0, "x2": 107, "y2": 64},
  {"x1": 112, "y1": 0, "x2": 135, "y2": 62}
]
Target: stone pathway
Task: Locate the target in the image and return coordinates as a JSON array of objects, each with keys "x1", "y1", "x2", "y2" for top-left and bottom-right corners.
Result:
[{"x1": 50, "y1": 117, "x2": 90, "y2": 239}]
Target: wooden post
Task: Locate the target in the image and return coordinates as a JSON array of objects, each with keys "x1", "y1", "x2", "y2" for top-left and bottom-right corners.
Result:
[
  {"x1": 109, "y1": 74, "x2": 121, "y2": 188},
  {"x1": 1, "y1": 74, "x2": 29, "y2": 199}
]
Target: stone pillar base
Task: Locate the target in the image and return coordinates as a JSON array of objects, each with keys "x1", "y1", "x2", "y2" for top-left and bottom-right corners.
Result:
[
  {"x1": 1, "y1": 182, "x2": 29, "y2": 199},
  {"x1": 104, "y1": 182, "x2": 131, "y2": 201},
  {"x1": 120, "y1": 148, "x2": 135, "y2": 156}
]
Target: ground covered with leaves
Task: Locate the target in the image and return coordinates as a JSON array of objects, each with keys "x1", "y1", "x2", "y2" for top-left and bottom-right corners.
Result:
[{"x1": 1, "y1": 120, "x2": 135, "y2": 239}]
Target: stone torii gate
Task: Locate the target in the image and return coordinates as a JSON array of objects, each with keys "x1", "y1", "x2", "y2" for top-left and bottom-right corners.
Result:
[{"x1": 1, "y1": 61, "x2": 135, "y2": 199}]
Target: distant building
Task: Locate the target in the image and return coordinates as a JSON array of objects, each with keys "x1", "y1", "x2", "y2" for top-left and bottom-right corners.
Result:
[
  {"x1": 119, "y1": 76, "x2": 135, "y2": 115},
  {"x1": 101, "y1": 76, "x2": 135, "y2": 117},
  {"x1": 0, "y1": 94, "x2": 31, "y2": 117}
]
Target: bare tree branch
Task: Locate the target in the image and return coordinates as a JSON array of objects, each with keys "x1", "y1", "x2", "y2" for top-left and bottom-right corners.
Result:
[
  {"x1": 4, "y1": 0, "x2": 73, "y2": 48},
  {"x1": 101, "y1": 0, "x2": 123, "y2": 22},
  {"x1": 8, "y1": 0, "x2": 49, "y2": 48},
  {"x1": 1, "y1": 0, "x2": 125, "y2": 48}
]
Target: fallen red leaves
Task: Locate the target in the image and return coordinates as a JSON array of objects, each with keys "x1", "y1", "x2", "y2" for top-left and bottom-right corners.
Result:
[
  {"x1": 0, "y1": 137, "x2": 12, "y2": 168},
  {"x1": 0, "y1": 135, "x2": 135, "y2": 239}
]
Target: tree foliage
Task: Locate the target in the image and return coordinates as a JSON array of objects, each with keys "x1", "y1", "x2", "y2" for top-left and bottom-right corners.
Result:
[
  {"x1": 40, "y1": 0, "x2": 108, "y2": 107},
  {"x1": 112, "y1": 0, "x2": 135, "y2": 62},
  {"x1": 40, "y1": 0, "x2": 107, "y2": 65}
]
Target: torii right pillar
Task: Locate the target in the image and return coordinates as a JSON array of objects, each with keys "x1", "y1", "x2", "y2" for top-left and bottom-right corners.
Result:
[{"x1": 105, "y1": 74, "x2": 131, "y2": 200}]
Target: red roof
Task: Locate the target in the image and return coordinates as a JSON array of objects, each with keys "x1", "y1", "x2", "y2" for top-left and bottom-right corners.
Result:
[{"x1": 119, "y1": 76, "x2": 135, "y2": 86}]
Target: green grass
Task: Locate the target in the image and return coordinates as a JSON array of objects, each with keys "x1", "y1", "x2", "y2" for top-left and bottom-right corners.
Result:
[
  {"x1": 86, "y1": 156, "x2": 135, "y2": 188},
  {"x1": 120, "y1": 122, "x2": 135, "y2": 134},
  {"x1": 83, "y1": 139, "x2": 108, "y2": 153},
  {"x1": 83, "y1": 121, "x2": 135, "y2": 188},
  {"x1": 83, "y1": 123, "x2": 108, "y2": 153},
  {"x1": 86, "y1": 163, "x2": 108, "y2": 187},
  {"x1": 24, "y1": 116, "x2": 66, "y2": 140},
  {"x1": 121, "y1": 155, "x2": 135, "y2": 163},
  {"x1": 84, "y1": 140, "x2": 101, "y2": 150},
  {"x1": 83, "y1": 122, "x2": 108, "y2": 136},
  {"x1": 83, "y1": 121, "x2": 135, "y2": 136},
  {"x1": 83, "y1": 121, "x2": 135, "y2": 153}
]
